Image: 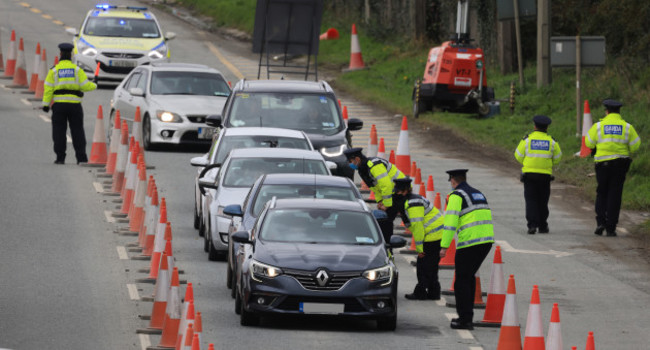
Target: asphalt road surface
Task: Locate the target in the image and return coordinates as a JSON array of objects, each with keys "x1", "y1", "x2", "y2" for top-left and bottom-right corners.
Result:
[{"x1": 1, "y1": 0, "x2": 650, "y2": 349}]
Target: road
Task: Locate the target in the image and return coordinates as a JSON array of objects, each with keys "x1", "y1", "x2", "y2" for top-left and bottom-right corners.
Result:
[{"x1": 1, "y1": 0, "x2": 650, "y2": 349}]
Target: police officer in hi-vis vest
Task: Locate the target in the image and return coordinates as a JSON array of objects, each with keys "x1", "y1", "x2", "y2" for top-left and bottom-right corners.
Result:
[
  {"x1": 42, "y1": 43, "x2": 97, "y2": 164},
  {"x1": 585, "y1": 99, "x2": 641, "y2": 236},
  {"x1": 514, "y1": 115, "x2": 562, "y2": 234}
]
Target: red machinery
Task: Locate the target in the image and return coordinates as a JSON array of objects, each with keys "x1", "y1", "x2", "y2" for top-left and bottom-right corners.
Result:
[{"x1": 412, "y1": 0, "x2": 494, "y2": 118}]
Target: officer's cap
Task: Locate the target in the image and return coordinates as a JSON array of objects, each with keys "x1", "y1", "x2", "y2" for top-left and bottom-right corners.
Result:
[
  {"x1": 446, "y1": 169, "x2": 468, "y2": 181},
  {"x1": 343, "y1": 147, "x2": 364, "y2": 160},
  {"x1": 603, "y1": 99, "x2": 623, "y2": 109},
  {"x1": 393, "y1": 177, "x2": 412, "y2": 191},
  {"x1": 58, "y1": 43, "x2": 74, "y2": 52},
  {"x1": 533, "y1": 115, "x2": 552, "y2": 127}
]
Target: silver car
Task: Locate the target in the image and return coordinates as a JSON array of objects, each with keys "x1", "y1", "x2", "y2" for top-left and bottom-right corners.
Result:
[
  {"x1": 198, "y1": 148, "x2": 335, "y2": 261},
  {"x1": 110, "y1": 62, "x2": 230, "y2": 149}
]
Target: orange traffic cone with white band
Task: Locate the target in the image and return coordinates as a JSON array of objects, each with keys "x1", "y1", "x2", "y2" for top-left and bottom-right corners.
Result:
[
  {"x1": 346, "y1": 24, "x2": 366, "y2": 71},
  {"x1": 395, "y1": 116, "x2": 411, "y2": 175},
  {"x1": 497, "y1": 275, "x2": 522, "y2": 350},
  {"x1": 546, "y1": 303, "x2": 563, "y2": 350},
  {"x1": 3, "y1": 30, "x2": 17, "y2": 77},
  {"x1": 367, "y1": 124, "x2": 378, "y2": 157},
  {"x1": 476, "y1": 245, "x2": 506, "y2": 327},
  {"x1": 32, "y1": 48, "x2": 47, "y2": 100},
  {"x1": 193, "y1": 312, "x2": 202, "y2": 346},
  {"x1": 426, "y1": 176, "x2": 435, "y2": 203},
  {"x1": 176, "y1": 301, "x2": 195, "y2": 350},
  {"x1": 179, "y1": 323, "x2": 194, "y2": 350},
  {"x1": 473, "y1": 272, "x2": 486, "y2": 308},
  {"x1": 342, "y1": 105, "x2": 349, "y2": 126},
  {"x1": 145, "y1": 198, "x2": 167, "y2": 257},
  {"x1": 157, "y1": 270, "x2": 182, "y2": 348},
  {"x1": 377, "y1": 137, "x2": 386, "y2": 159},
  {"x1": 133, "y1": 106, "x2": 145, "y2": 160},
  {"x1": 164, "y1": 239, "x2": 176, "y2": 283},
  {"x1": 439, "y1": 239, "x2": 456, "y2": 269},
  {"x1": 121, "y1": 140, "x2": 139, "y2": 214},
  {"x1": 319, "y1": 27, "x2": 339, "y2": 40},
  {"x1": 147, "y1": 222, "x2": 170, "y2": 280},
  {"x1": 120, "y1": 137, "x2": 135, "y2": 197},
  {"x1": 89, "y1": 105, "x2": 108, "y2": 165},
  {"x1": 415, "y1": 167, "x2": 423, "y2": 194},
  {"x1": 140, "y1": 184, "x2": 158, "y2": 248},
  {"x1": 10, "y1": 38, "x2": 29, "y2": 87},
  {"x1": 388, "y1": 149, "x2": 395, "y2": 164},
  {"x1": 137, "y1": 251, "x2": 169, "y2": 334},
  {"x1": 418, "y1": 180, "x2": 426, "y2": 197},
  {"x1": 105, "y1": 111, "x2": 121, "y2": 174},
  {"x1": 191, "y1": 333, "x2": 200, "y2": 350},
  {"x1": 579, "y1": 100, "x2": 593, "y2": 158},
  {"x1": 433, "y1": 192, "x2": 441, "y2": 210},
  {"x1": 523, "y1": 285, "x2": 545, "y2": 350},
  {"x1": 585, "y1": 331, "x2": 595, "y2": 350},
  {"x1": 111, "y1": 120, "x2": 129, "y2": 193},
  {"x1": 129, "y1": 156, "x2": 146, "y2": 230},
  {"x1": 28, "y1": 43, "x2": 40, "y2": 92}
]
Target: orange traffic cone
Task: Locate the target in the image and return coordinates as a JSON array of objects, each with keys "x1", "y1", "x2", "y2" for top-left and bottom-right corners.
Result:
[
  {"x1": 180, "y1": 323, "x2": 195, "y2": 350},
  {"x1": 208, "y1": 345, "x2": 215, "y2": 350},
  {"x1": 105, "y1": 110, "x2": 122, "y2": 174},
  {"x1": 415, "y1": 168, "x2": 423, "y2": 194},
  {"x1": 345, "y1": 24, "x2": 366, "y2": 71},
  {"x1": 133, "y1": 106, "x2": 145, "y2": 159},
  {"x1": 367, "y1": 124, "x2": 378, "y2": 157},
  {"x1": 129, "y1": 157, "x2": 147, "y2": 230},
  {"x1": 342, "y1": 105, "x2": 349, "y2": 126},
  {"x1": 475, "y1": 245, "x2": 507, "y2": 327},
  {"x1": 3, "y1": 30, "x2": 17, "y2": 78},
  {"x1": 144, "y1": 198, "x2": 167, "y2": 257},
  {"x1": 0, "y1": 30, "x2": 4, "y2": 71},
  {"x1": 147, "y1": 222, "x2": 171, "y2": 280},
  {"x1": 585, "y1": 331, "x2": 595, "y2": 350},
  {"x1": 579, "y1": 100, "x2": 593, "y2": 158},
  {"x1": 426, "y1": 176, "x2": 435, "y2": 203},
  {"x1": 368, "y1": 190, "x2": 375, "y2": 201},
  {"x1": 137, "y1": 251, "x2": 169, "y2": 334},
  {"x1": 377, "y1": 137, "x2": 386, "y2": 159},
  {"x1": 395, "y1": 116, "x2": 411, "y2": 175},
  {"x1": 433, "y1": 193, "x2": 441, "y2": 210},
  {"x1": 194, "y1": 312, "x2": 202, "y2": 343},
  {"x1": 388, "y1": 149, "x2": 395, "y2": 164},
  {"x1": 10, "y1": 38, "x2": 29, "y2": 87},
  {"x1": 473, "y1": 273, "x2": 486, "y2": 308},
  {"x1": 139, "y1": 183, "x2": 158, "y2": 247},
  {"x1": 164, "y1": 239, "x2": 176, "y2": 284},
  {"x1": 28, "y1": 43, "x2": 40, "y2": 92},
  {"x1": 442, "y1": 271, "x2": 455, "y2": 295},
  {"x1": 121, "y1": 140, "x2": 139, "y2": 214},
  {"x1": 546, "y1": 303, "x2": 563, "y2": 350},
  {"x1": 497, "y1": 275, "x2": 522, "y2": 350},
  {"x1": 319, "y1": 27, "x2": 339, "y2": 40},
  {"x1": 418, "y1": 180, "x2": 426, "y2": 196},
  {"x1": 53, "y1": 55, "x2": 59, "y2": 65},
  {"x1": 190, "y1": 333, "x2": 200, "y2": 350},
  {"x1": 176, "y1": 301, "x2": 195, "y2": 350},
  {"x1": 121, "y1": 137, "x2": 135, "y2": 198},
  {"x1": 157, "y1": 273, "x2": 183, "y2": 348},
  {"x1": 410, "y1": 162, "x2": 417, "y2": 182},
  {"x1": 88, "y1": 105, "x2": 108, "y2": 165},
  {"x1": 111, "y1": 120, "x2": 129, "y2": 193},
  {"x1": 439, "y1": 239, "x2": 456, "y2": 269},
  {"x1": 401, "y1": 232, "x2": 418, "y2": 255},
  {"x1": 32, "y1": 48, "x2": 47, "y2": 100},
  {"x1": 523, "y1": 285, "x2": 545, "y2": 350}
]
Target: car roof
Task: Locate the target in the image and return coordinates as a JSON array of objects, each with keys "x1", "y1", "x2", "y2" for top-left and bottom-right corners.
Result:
[
  {"x1": 223, "y1": 127, "x2": 307, "y2": 139},
  {"x1": 148, "y1": 63, "x2": 218, "y2": 72},
  {"x1": 261, "y1": 174, "x2": 353, "y2": 187},
  {"x1": 272, "y1": 198, "x2": 368, "y2": 212},
  {"x1": 235, "y1": 79, "x2": 334, "y2": 94},
  {"x1": 89, "y1": 7, "x2": 154, "y2": 19},
  {"x1": 228, "y1": 147, "x2": 323, "y2": 159}
]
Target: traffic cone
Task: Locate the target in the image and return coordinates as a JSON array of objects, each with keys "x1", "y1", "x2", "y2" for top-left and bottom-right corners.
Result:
[
  {"x1": 497, "y1": 275, "x2": 522, "y2": 350},
  {"x1": 121, "y1": 140, "x2": 140, "y2": 214},
  {"x1": 10, "y1": 38, "x2": 29, "y2": 87},
  {"x1": 388, "y1": 149, "x2": 395, "y2": 164},
  {"x1": 32, "y1": 48, "x2": 47, "y2": 100},
  {"x1": 433, "y1": 192, "x2": 441, "y2": 210},
  {"x1": 415, "y1": 168, "x2": 423, "y2": 194},
  {"x1": 418, "y1": 180, "x2": 426, "y2": 197},
  {"x1": 157, "y1": 271, "x2": 182, "y2": 348},
  {"x1": 121, "y1": 137, "x2": 136, "y2": 198},
  {"x1": 426, "y1": 176, "x2": 435, "y2": 203},
  {"x1": 377, "y1": 137, "x2": 386, "y2": 159},
  {"x1": 579, "y1": 100, "x2": 593, "y2": 158},
  {"x1": 410, "y1": 162, "x2": 417, "y2": 182},
  {"x1": 176, "y1": 301, "x2": 195, "y2": 350},
  {"x1": 147, "y1": 222, "x2": 170, "y2": 280},
  {"x1": 401, "y1": 231, "x2": 418, "y2": 255},
  {"x1": 28, "y1": 43, "x2": 40, "y2": 92},
  {"x1": 106, "y1": 110, "x2": 122, "y2": 174},
  {"x1": 473, "y1": 272, "x2": 486, "y2": 308},
  {"x1": 190, "y1": 333, "x2": 200, "y2": 350},
  {"x1": 140, "y1": 184, "x2": 159, "y2": 248},
  {"x1": 53, "y1": 55, "x2": 59, "y2": 65},
  {"x1": 395, "y1": 116, "x2": 411, "y2": 175},
  {"x1": 193, "y1": 312, "x2": 202, "y2": 345},
  {"x1": 0, "y1": 30, "x2": 4, "y2": 71},
  {"x1": 133, "y1": 106, "x2": 145, "y2": 158},
  {"x1": 164, "y1": 239, "x2": 176, "y2": 278},
  {"x1": 129, "y1": 157, "x2": 147, "y2": 231},
  {"x1": 137, "y1": 251, "x2": 169, "y2": 334},
  {"x1": 441, "y1": 271, "x2": 455, "y2": 295},
  {"x1": 546, "y1": 303, "x2": 563, "y2": 350},
  {"x1": 88, "y1": 105, "x2": 108, "y2": 165},
  {"x1": 179, "y1": 323, "x2": 194, "y2": 350},
  {"x1": 475, "y1": 245, "x2": 507, "y2": 327},
  {"x1": 111, "y1": 120, "x2": 129, "y2": 193},
  {"x1": 439, "y1": 239, "x2": 456, "y2": 269},
  {"x1": 342, "y1": 105, "x2": 349, "y2": 126},
  {"x1": 367, "y1": 124, "x2": 378, "y2": 157},
  {"x1": 130, "y1": 176, "x2": 153, "y2": 242},
  {"x1": 523, "y1": 285, "x2": 545, "y2": 350},
  {"x1": 345, "y1": 24, "x2": 366, "y2": 71},
  {"x1": 208, "y1": 345, "x2": 215, "y2": 350},
  {"x1": 319, "y1": 27, "x2": 339, "y2": 40},
  {"x1": 585, "y1": 331, "x2": 595, "y2": 350},
  {"x1": 141, "y1": 197, "x2": 167, "y2": 257},
  {"x1": 3, "y1": 30, "x2": 16, "y2": 78}
]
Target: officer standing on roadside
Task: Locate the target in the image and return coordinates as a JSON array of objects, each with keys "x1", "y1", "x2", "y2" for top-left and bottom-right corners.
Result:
[
  {"x1": 585, "y1": 99, "x2": 641, "y2": 236},
  {"x1": 514, "y1": 115, "x2": 562, "y2": 234},
  {"x1": 440, "y1": 169, "x2": 494, "y2": 330},
  {"x1": 344, "y1": 147, "x2": 405, "y2": 242},
  {"x1": 42, "y1": 43, "x2": 97, "y2": 165},
  {"x1": 393, "y1": 177, "x2": 444, "y2": 301}
]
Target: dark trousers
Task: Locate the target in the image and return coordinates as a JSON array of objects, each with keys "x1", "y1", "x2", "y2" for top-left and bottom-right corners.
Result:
[
  {"x1": 413, "y1": 240, "x2": 441, "y2": 297},
  {"x1": 454, "y1": 243, "x2": 492, "y2": 323},
  {"x1": 378, "y1": 205, "x2": 399, "y2": 243},
  {"x1": 595, "y1": 158, "x2": 631, "y2": 232},
  {"x1": 52, "y1": 103, "x2": 87, "y2": 163},
  {"x1": 523, "y1": 173, "x2": 552, "y2": 229}
]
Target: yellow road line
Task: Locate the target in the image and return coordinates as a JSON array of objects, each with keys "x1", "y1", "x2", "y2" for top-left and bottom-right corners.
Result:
[
  {"x1": 41, "y1": 14, "x2": 52, "y2": 19},
  {"x1": 30, "y1": 8, "x2": 41, "y2": 13},
  {"x1": 19, "y1": 2, "x2": 30, "y2": 8},
  {"x1": 205, "y1": 41, "x2": 244, "y2": 80},
  {"x1": 52, "y1": 20, "x2": 64, "y2": 26}
]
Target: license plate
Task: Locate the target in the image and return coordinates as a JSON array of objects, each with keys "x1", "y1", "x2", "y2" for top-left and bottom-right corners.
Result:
[
  {"x1": 299, "y1": 302, "x2": 344, "y2": 314},
  {"x1": 198, "y1": 127, "x2": 216, "y2": 139},
  {"x1": 109, "y1": 60, "x2": 137, "y2": 67}
]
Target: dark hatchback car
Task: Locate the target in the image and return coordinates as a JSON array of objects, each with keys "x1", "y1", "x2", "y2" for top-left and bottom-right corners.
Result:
[
  {"x1": 231, "y1": 198, "x2": 407, "y2": 330},
  {"x1": 205, "y1": 79, "x2": 363, "y2": 179},
  {"x1": 223, "y1": 173, "x2": 363, "y2": 294}
]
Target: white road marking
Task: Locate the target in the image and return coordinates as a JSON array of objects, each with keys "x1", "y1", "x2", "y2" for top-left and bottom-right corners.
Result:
[
  {"x1": 582, "y1": 206, "x2": 591, "y2": 211},
  {"x1": 39, "y1": 114, "x2": 50, "y2": 122},
  {"x1": 127, "y1": 284, "x2": 140, "y2": 300},
  {"x1": 496, "y1": 240, "x2": 573, "y2": 258},
  {"x1": 116, "y1": 246, "x2": 128, "y2": 260},
  {"x1": 619, "y1": 227, "x2": 629, "y2": 234},
  {"x1": 20, "y1": 98, "x2": 31, "y2": 106},
  {"x1": 436, "y1": 297, "x2": 446, "y2": 306},
  {"x1": 139, "y1": 333, "x2": 151, "y2": 350},
  {"x1": 93, "y1": 182, "x2": 104, "y2": 193},
  {"x1": 104, "y1": 210, "x2": 115, "y2": 223},
  {"x1": 66, "y1": 134, "x2": 72, "y2": 144},
  {"x1": 457, "y1": 329, "x2": 474, "y2": 339},
  {"x1": 444, "y1": 312, "x2": 456, "y2": 321},
  {"x1": 469, "y1": 347, "x2": 484, "y2": 350}
]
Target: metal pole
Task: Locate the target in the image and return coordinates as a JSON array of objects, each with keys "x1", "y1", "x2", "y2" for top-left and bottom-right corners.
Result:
[
  {"x1": 513, "y1": 0, "x2": 525, "y2": 89},
  {"x1": 576, "y1": 35, "x2": 582, "y2": 137}
]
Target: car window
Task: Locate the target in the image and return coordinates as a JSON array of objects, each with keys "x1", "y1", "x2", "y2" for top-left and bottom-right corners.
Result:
[
  {"x1": 207, "y1": 129, "x2": 224, "y2": 161},
  {"x1": 135, "y1": 70, "x2": 148, "y2": 91},
  {"x1": 213, "y1": 135, "x2": 311, "y2": 165},
  {"x1": 227, "y1": 93, "x2": 342, "y2": 135},
  {"x1": 84, "y1": 17, "x2": 160, "y2": 38},
  {"x1": 124, "y1": 72, "x2": 141, "y2": 90},
  {"x1": 223, "y1": 158, "x2": 328, "y2": 188},
  {"x1": 150, "y1": 71, "x2": 230, "y2": 96},
  {"x1": 252, "y1": 185, "x2": 358, "y2": 217},
  {"x1": 260, "y1": 209, "x2": 380, "y2": 244}
]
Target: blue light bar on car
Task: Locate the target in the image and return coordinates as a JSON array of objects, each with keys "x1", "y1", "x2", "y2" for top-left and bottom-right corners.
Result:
[{"x1": 95, "y1": 4, "x2": 115, "y2": 10}]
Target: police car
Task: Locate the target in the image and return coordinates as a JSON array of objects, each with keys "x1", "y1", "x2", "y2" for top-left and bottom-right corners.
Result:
[{"x1": 66, "y1": 4, "x2": 175, "y2": 82}]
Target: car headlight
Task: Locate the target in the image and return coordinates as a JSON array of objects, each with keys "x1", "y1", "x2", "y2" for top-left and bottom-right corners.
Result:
[
  {"x1": 148, "y1": 43, "x2": 167, "y2": 59},
  {"x1": 156, "y1": 110, "x2": 182, "y2": 123},
  {"x1": 362, "y1": 265, "x2": 393, "y2": 286},
  {"x1": 77, "y1": 40, "x2": 97, "y2": 57},
  {"x1": 320, "y1": 144, "x2": 347, "y2": 157},
  {"x1": 250, "y1": 260, "x2": 283, "y2": 282}
]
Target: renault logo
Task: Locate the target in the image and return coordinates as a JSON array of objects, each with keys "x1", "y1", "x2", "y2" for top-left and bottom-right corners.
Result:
[{"x1": 315, "y1": 269, "x2": 329, "y2": 287}]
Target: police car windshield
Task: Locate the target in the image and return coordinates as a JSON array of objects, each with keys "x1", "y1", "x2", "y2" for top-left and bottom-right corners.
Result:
[
  {"x1": 150, "y1": 71, "x2": 231, "y2": 96},
  {"x1": 84, "y1": 17, "x2": 160, "y2": 38}
]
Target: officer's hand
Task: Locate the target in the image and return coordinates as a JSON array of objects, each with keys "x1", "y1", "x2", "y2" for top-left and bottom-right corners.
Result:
[
  {"x1": 417, "y1": 252, "x2": 425, "y2": 258},
  {"x1": 440, "y1": 248, "x2": 447, "y2": 258},
  {"x1": 377, "y1": 203, "x2": 386, "y2": 211},
  {"x1": 42, "y1": 106, "x2": 50, "y2": 113}
]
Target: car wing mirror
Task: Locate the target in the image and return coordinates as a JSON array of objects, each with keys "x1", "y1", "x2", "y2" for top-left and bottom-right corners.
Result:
[
  {"x1": 325, "y1": 161, "x2": 338, "y2": 171},
  {"x1": 347, "y1": 118, "x2": 363, "y2": 131},
  {"x1": 223, "y1": 204, "x2": 244, "y2": 217},
  {"x1": 129, "y1": 87, "x2": 144, "y2": 97},
  {"x1": 66, "y1": 27, "x2": 79, "y2": 36},
  {"x1": 190, "y1": 155, "x2": 209, "y2": 167},
  {"x1": 231, "y1": 231, "x2": 251, "y2": 244},
  {"x1": 165, "y1": 32, "x2": 176, "y2": 40},
  {"x1": 388, "y1": 236, "x2": 407, "y2": 249}
]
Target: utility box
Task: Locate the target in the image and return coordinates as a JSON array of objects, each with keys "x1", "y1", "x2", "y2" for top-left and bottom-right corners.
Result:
[
  {"x1": 496, "y1": 0, "x2": 536, "y2": 21},
  {"x1": 550, "y1": 36, "x2": 606, "y2": 67}
]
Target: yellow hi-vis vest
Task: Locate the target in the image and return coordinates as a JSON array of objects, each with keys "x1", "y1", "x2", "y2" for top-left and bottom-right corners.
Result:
[
  {"x1": 585, "y1": 113, "x2": 641, "y2": 162},
  {"x1": 403, "y1": 194, "x2": 444, "y2": 254},
  {"x1": 514, "y1": 131, "x2": 562, "y2": 175},
  {"x1": 367, "y1": 158, "x2": 405, "y2": 207},
  {"x1": 42, "y1": 60, "x2": 96, "y2": 106},
  {"x1": 441, "y1": 183, "x2": 494, "y2": 250}
]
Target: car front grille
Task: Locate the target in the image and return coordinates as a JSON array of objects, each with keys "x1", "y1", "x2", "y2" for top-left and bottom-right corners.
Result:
[
  {"x1": 187, "y1": 115, "x2": 208, "y2": 123},
  {"x1": 103, "y1": 52, "x2": 144, "y2": 59},
  {"x1": 98, "y1": 62, "x2": 134, "y2": 74},
  {"x1": 284, "y1": 269, "x2": 360, "y2": 291},
  {"x1": 180, "y1": 131, "x2": 212, "y2": 144}
]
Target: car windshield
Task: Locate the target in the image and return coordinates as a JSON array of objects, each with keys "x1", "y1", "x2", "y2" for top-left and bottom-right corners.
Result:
[
  {"x1": 252, "y1": 185, "x2": 358, "y2": 216},
  {"x1": 213, "y1": 135, "x2": 311, "y2": 165},
  {"x1": 150, "y1": 71, "x2": 230, "y2": 96},
  {"x1": 227, "y1": 93, "x2": 342, "y2": 135},
  {"x1": 83, "y1": 17, "x2": 160, "y2": 38},
  {"x1": 223, "y1": 158, "x2": 328, "y2": 187},
  {"x1": 260, "y1": 209, "x2": 380, "y2": 244}
]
